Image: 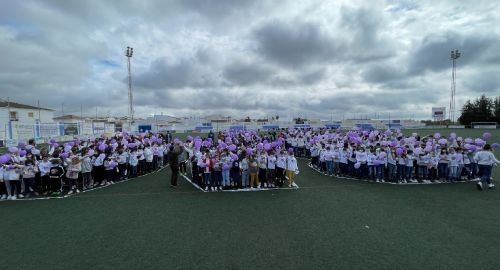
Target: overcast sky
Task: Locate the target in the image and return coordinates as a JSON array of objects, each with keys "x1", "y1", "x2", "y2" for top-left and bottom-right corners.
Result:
[{"x1": 1, "y1": 0, "x2": 499, "y2": 120}]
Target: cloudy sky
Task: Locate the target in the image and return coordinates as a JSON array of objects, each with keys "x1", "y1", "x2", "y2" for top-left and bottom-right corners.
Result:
[{"x1": 1, "y1": 0, "x2": 499, "y2": 120}]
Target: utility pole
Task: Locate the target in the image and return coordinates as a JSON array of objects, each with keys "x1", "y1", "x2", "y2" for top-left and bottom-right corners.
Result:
[
  {"x1": 449, "y1": 49, "x2": 461, "y2": 123},
  {"x1": 125, "y1": 46, "x2": 134, "y2": 131}
]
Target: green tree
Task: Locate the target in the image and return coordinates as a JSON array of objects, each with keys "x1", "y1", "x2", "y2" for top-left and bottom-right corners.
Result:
[{"x1": 457, "y1": 94, "x2": 496, "y2": 125}]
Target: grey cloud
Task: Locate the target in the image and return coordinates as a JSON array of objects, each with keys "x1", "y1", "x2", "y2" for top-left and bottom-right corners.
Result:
[
  {"x1": 408, "y1": 32, "x2": 499, "y2": 75},
  {"x1": 134, "y1": 57, "x2": 220, "y2": 89},
  {"x1": 253, "y1": 21, "x2": 338, "y2": 68},
  {"x1": 223, "y1": 61, "x2": 273, "y2": 86}
]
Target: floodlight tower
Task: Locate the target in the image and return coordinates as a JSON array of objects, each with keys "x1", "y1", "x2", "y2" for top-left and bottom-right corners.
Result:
[
  {"x1": 125, "y1": 46, "x2": 134, "y2": 130},
  {"x1": 449, "y1": 49, "x2": 460, "y2": 123}
]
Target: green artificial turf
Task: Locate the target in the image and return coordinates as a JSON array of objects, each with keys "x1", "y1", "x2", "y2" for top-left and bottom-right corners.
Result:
[{"x1": 0, "y1": 129, "x2": 499, "y2": 270}]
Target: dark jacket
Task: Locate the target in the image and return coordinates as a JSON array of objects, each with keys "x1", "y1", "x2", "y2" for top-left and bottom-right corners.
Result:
[{"x1": 167, "y1": 146, "x2": 182, "y2": 167}]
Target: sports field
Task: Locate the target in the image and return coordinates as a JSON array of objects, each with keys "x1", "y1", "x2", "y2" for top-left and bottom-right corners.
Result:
[{"x1": 1, "y1": 129, "x2": 499, "y2": 270}]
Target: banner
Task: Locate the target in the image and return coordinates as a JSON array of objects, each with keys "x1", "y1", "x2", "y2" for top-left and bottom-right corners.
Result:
[
  {"x1": 104, "y1": 123, "x2": 115, "y2": 133},
  {"x1": 39, "y1": 124, "x2": 60, "y2": 138},
  {"x1": 12, "y1": 123, "x2": 34, "y2": 139},
  {"x1": 93, "y1": 122, "x2": 105, "y2": 134},
  {"x1": 81, "y1": 123, "x2": 93, "y2": 135},
  {"x1": 63, "y1": 123, "x2": 79, "y2": 136}
]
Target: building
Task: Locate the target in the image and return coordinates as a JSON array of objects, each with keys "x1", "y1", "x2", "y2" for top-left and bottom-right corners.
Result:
[{"x1": 0, "y1": 99, "x2": 55, "y2": 124}]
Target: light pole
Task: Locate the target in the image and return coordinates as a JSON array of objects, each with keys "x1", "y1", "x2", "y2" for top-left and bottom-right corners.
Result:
[
  {"x1": 449, "y1": 49, "x2": 460, "y2": 123},
  {"x1": 125, "y1": 46, "x2": 134, "y2": 131}
]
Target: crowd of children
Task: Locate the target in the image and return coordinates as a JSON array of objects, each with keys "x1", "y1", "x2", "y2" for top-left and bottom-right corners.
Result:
[
  {"x1": 0, "y1": 133, "x2": 172, "y2": 200},
  {"x1": 0, "y1": 129, "x2": 302, "y2": 200},
  {"x1": 1, "y1": 128, "x2": 497, "y2": 200},
  {"x1": 297, "y1": 129, "x2": 499, "y2": 188},
  {"x1": 185, "y1": 130, "x2": 299, "y2": 191}
]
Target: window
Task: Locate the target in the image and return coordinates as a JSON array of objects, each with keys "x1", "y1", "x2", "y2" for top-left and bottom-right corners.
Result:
[
  {"x1": 28, "y1": 112, "x2": 34, "y2": 118},
  {"x1": 9, "y1": 111, "x2": 18, "y2": 121}
]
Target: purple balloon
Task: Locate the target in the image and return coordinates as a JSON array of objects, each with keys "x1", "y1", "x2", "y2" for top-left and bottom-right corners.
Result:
[
  {"x1": 354, "y1": 162, "x2": 361, "y2": 169},
  {"x1": 98, "y1": 144, "x2": 106, "y2": 151},
  {"x1": 8, "y1": 147, "x2": 19, "y2": 153},
  {"x1": 231, "y1": 154, "x2": 238, "y2": 161},
  {"x1": 49, "y1": 138, "x2": 56, "y2": 144},
  {"x1": 396, "y1": 148, "x2": 404, "y2": 156},
  {"x1": 434, "y1": 133, "x2": 441, "y2": 139},
  {"x1": 491, "y1": 143, "x2": 500, "y2": 149},
  {"x1": 88, "y1": 149, "x2": 95, "y2": 156},
  {"x1": 483, "y1": 132, "x2": 492, "y2": 140},
  {"x1": 61, "y1": 152, "x2": 69, "y2": 159},
  {"x1": 264, "y1": 143, "x2": 271, "y2": 151},
  {"x1": 128, "y1": 143, "x2": 136, "y2": 148},
  {"x1": 246, "y1": 148, "x2": 253, "y2": 156}
]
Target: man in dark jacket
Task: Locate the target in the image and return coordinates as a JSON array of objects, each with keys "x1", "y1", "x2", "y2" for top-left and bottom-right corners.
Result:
[{"x1": 167, "y1": 145, "x2": 183, "y2": 187}]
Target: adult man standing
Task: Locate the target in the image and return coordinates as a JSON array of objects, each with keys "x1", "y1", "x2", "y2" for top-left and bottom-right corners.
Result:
[{"x1": 167, "y1": 144, "x2": 183, "y2": 187}]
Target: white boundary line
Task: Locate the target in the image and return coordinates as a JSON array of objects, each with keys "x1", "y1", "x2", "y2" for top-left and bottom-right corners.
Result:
[
  {"x1": 297, "y1": 157, "x2": 480, "y2": 185},
  {"x1": 180, "y1": 173, "x2": 299, "y2": 192},
  {"x1": 0, "y1": 166, "x2": 169, "y2": 202}
]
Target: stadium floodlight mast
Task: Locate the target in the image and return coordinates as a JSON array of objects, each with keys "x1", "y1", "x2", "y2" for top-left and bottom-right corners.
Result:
[
  {"x1": 449, "y1": 49, "x2": 460, "y2": 123},
  {"x1": 125, "y1": 46, "x2": 134, "y2": 130}
]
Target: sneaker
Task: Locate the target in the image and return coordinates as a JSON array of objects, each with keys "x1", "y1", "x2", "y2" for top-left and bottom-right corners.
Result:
[
  {"x1": 380, "y1": 179, "x2": 385, "y2": 183},
  {"x1": 11, "y1": 195, "x2": 17, "y2": 200},
  {"x1": 18, "y1": 194, "x2": 24, "y2": 198},
  {"x1": 7, "y1": 195, "x2": 12, "y2": 200},
  {"x1": 110, "y1": 181, "x2": 115, "y2": 184},
  {"x1": 34, "y1": 192, "x2": 40, "y2": 196},
  {"x1": 434, "y1": 180, "x2": 441, "y2": 183},
  {"x1": 264, "y1": 183, "x2": 268, "y2": 188},
  {"x1": 488, "y1": 183, "x2": 495, "y2": 189},
  {"x1": 204, "y1": 187, "x2": 208, "y2": 191},
  {"x1": 288, "y1": 184, "x2": 292, "y2": 188},
  {"x1": 477, "y1": 182, "x2": 483, "y2": 190},
  {"x1": 1, "y1": 194, "x2": 6, "y2": 200},
  {"x1": 67, "y1": 190, "x2": 74, "y2": 195},
  {"x1": 76, "y1": 189, "x2": 81, "y2": 193}
]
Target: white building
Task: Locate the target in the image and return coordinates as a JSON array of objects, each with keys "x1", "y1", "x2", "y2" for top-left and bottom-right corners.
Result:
[
  {"x1": 0, "y1": 99, "x2": 55, "y2": 141},
  {"x1": 0, "y1": 99, "x2": 55, "y2": 124}
]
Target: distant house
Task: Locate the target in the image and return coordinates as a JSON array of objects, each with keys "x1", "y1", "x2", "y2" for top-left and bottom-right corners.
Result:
[
  {"x1": 52, "y1": 114, "x2": 84, "y2": 123},
  {"x1": 0, "y1": 99, "x2": 55, "y2": 124}
]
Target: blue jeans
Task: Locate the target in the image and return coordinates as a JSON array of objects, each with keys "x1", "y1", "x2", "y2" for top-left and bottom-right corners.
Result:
[
  {"x1": 222, "y1": 170, "x2": 230, "y2": 186},
  {"x1": 419, "y1": 166, "x2": 428, "y2": 179},
  {"x1": 406, "y1": 166, "x2": 413, "y2": 180},
  {"x1": 241, "y1": 171, "x2": 249, "y2": 187},
  {"x1": 438, "y1": 163, "x2": 448, "y2": 179},
  {"x1": 470, "y1": 163, "x2": 478, "y2": 178},
  {"x1": 397, "y1": 164, "x2": 405, "y2": 180},
  {"x1": 376, "y1": 165, "x2": 384, "y2": 179},
  {"x1": 204, "y1": 173, "x2": 212, "y2": 187},
  {"x1": 326, "y1": 160, "x2": 334, "y2": 175},
  {"x1": 449, "y1": 166, "x2": 458, "y2": 180},
  {"x1": 213, "y1": 171, "x2": 222, "y2": 186},
  {"x1": 478, "y1": 165, "x2": 492, "y2": 185},
  {"x1": 368, "y1": 165, "x2": 376, "y2": 179},
  {"x1": 387, "y1": 164, "x2": 396, "y2": 181}
]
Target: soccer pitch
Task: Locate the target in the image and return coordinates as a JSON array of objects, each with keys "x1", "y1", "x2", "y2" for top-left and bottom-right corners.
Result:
[{"x1": 1, "y1": 129, "x2": 499, "y2": 270}]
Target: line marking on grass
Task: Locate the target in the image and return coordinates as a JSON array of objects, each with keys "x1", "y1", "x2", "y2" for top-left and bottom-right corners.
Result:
[
  {"x1": 0, "y1": 166, "x2": 169, "y2": 202},
  {"x1": 298, "y1": 157, "x2": 481, "y2": 186},
  {"x1": 180, "y1": 173, "x2": 300, "y2": 192}
]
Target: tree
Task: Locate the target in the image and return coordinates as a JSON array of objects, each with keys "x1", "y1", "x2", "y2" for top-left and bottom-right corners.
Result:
[
  {"x1": 458, "y1": 94, "x2": 497, "y2": 125},
  {"x1": 494, "y1": 96, "x2": 500, "y2": 124}
]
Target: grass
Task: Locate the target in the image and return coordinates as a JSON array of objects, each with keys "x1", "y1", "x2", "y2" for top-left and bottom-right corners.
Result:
[{"x1": 0, "y1": 129, "x2": 499, "y2": 270}]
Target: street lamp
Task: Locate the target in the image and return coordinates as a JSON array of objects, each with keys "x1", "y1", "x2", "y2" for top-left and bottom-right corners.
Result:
[
  {"x1": 449, "y1": 49, "x2": 460, "y2": 123},
  {"x1": 125, "y1": 46, "x2": 134, "y2": 131}
]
